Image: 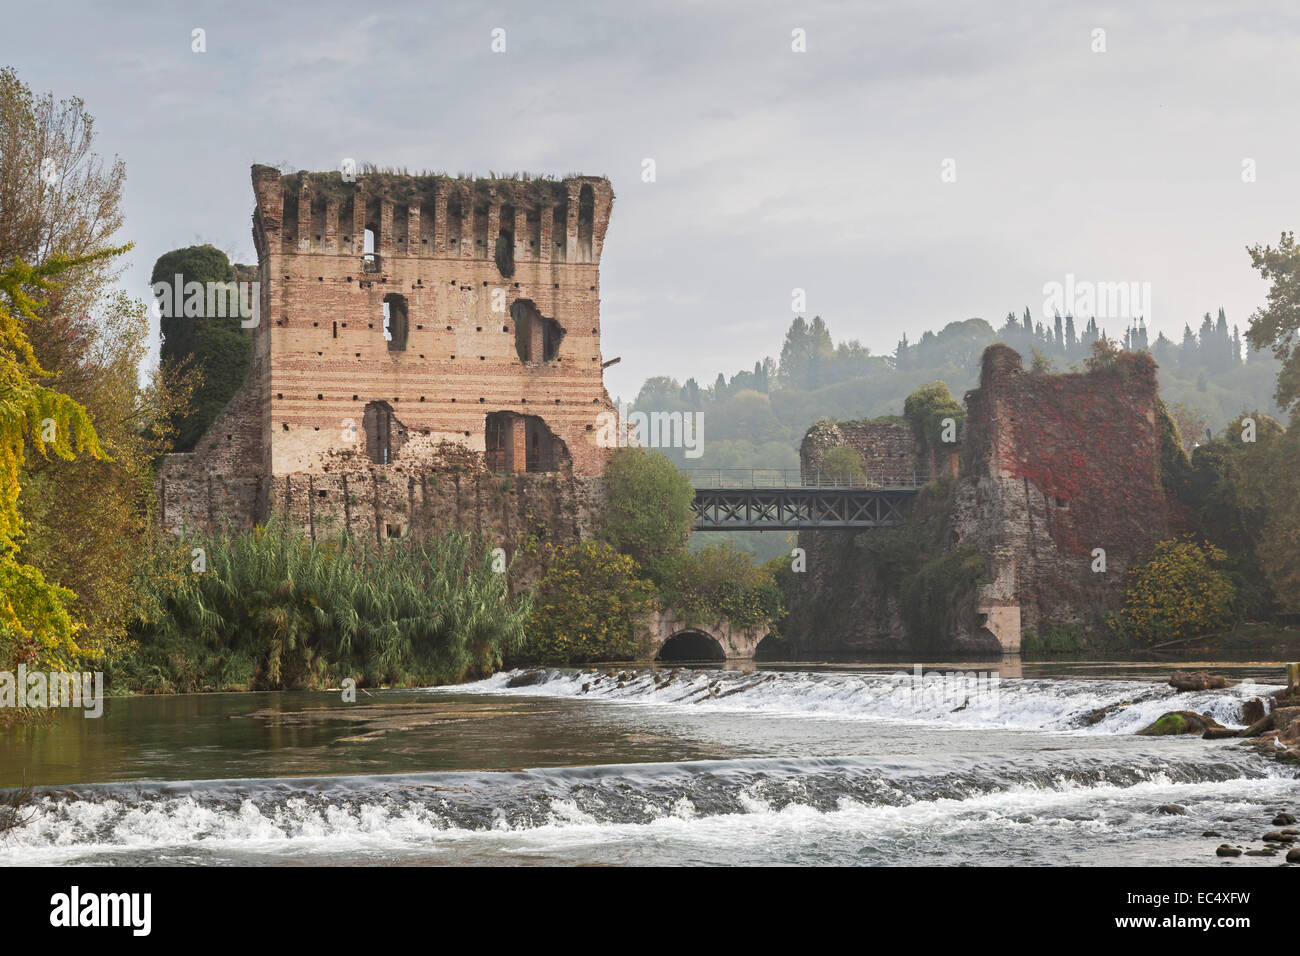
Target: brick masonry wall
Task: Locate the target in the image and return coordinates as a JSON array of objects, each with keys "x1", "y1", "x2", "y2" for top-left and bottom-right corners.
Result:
[{"x1": 158, "y1": 166, "x2": 617, "y2": 549}]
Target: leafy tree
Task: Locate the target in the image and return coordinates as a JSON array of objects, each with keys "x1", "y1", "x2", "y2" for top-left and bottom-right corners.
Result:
[
  {"x1": 0, "y1": 252, "x2": 112, "y2": 671},
  {"x1": 520, "y1": 540, "x2": 654, "y2": 664},
  {"x1": 1, "y1": 66, "x2": 189, "y2": 660},
  {"x1": 653, "y1": 543, "x2": 782, "y2": 630},
  {"x1": 599, "y1": 448, "x2": 694, "y2": 568},
  {"x1": 1247, "y1": 231, "x2": 1300, "y2": 415},
  {"x1": 152, "y1": 244, "x2": 253, "y2": 450},
  {"x1": 1115, "y1": 539, "x2": 1237, "y2": 644}
]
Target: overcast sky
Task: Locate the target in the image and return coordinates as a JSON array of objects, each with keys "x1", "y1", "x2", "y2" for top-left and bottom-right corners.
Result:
[{"x1": 7, "y1": 0, "x2": 1299, "y2": 399}]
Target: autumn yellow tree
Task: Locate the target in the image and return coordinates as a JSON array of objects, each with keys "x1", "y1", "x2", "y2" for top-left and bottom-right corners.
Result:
[
  {"x1": 1115, "y1": 539, "x2": 1237, "y2": 645},
  {"x1": 0, "y1": 250, "x2": 115, "y2": 669}
]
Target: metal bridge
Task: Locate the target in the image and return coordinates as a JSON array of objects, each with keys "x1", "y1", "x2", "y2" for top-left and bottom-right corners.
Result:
[{"x1": 685, "y1": 469, "x2": 925, "y2": 531}]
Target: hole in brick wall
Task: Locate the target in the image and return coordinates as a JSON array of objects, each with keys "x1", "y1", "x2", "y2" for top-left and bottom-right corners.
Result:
[
  {"x1": 503, "y1": 325, "x2": 509, "y2": 332},
  {"x1": 451, "y1": 398, "x2": 456, "y2": 403},
  {"x1": 446, "y1": 325, "x2": 452, "y2": 330},
  {"x1": 355, "y1": 353, "x2": 360, "y2": 357},
  {"x1": 313, "y1": 426, "x2": 319, "y2": 431},
  {"x1": 317, "y1": 394, "x2": 323, "y2": 400},
  {"x1": 554, "y1": 399, "x2": 560, "y2": 404},
  {"x1": 312, "y1": 321, "x2": 319, "y2": 327},
  {"x1": 383, "y1": 294, "x2": 409, "y2": 351},
  {"x1": 226, "y1": 434, "x2": 232, "y2": 440},
  {"x1": 479, "y1": 397, "x2": 485, "y2": 403},
  {"x1": 363, "y1": 400, "x2": 405, "y2": 464},
  {"x1": 352, "y1": 395, "x2": 358, "y2": 400},
  {"x1": 419, "y1": 396, "x2": 425, "y2": 402},
  {"x1": 416, "y1": 324, "x2": 423, "y2": 330},
  {"x1": 333, "y1": 321, "x2": 337, "y2": 338},
  {"x1": 276, "y1": 393, "x2": 283, "y2": 399},
  {"x1": 318, "y1": 490, "x2": 327, "y2": 498},
  {"x1": 342, "y1": 322, "x2": 348, "y2": 327},
  {"x1": 347, "y1": 277, "x2": 352, "y2": 283},
  {"x1": 282, "y1": 423, "x2": 288, "y2": 430},
  {"x1": 318, "y1": 277, "x2": 323, "y2": 282},
  {"x1": 479, "y1": 356, "x2": 485, "y2": 360},
  {"x1": 450, "y1": 355, "x2": 455, "y2": 360},
  {"x1": 476, "y1": 326, "x2": 482, "y2": 332},
  {"x1": 521, "y1": 398, "x2": 527, "y2": 403}
]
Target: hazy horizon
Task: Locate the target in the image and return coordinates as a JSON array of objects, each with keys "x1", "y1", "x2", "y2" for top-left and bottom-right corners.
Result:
[{"x1": 7, "y1": 0, "x2": 1298, "y2": 399}]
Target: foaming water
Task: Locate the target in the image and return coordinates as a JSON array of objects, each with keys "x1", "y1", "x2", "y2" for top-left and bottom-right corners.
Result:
[
  {"x1": 434, "y1": 668, "x2": 1280, "y2": 734},
  {"x1": 2, "y1": 748, "x2": 1294, "y2": 866},
  {"x1": 3, "y1": 666, "x2": 1295, "y2": 865}
]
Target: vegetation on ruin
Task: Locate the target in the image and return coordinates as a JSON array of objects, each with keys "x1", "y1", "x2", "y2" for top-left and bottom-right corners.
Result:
[
  {"x1": 115, "y1": 522, "x2": 529, "y2": 692},
  {"x1": 902, "y1": 381, "x2": 965, "y2": 452},
  {"x1": 151, "y1": 244, "x2": 253, "y2": 451},
  {"x1": 631, "y1": 309, "x2": 1283, "y2": 561},
  {"x1": 818, "y1": 445, "x2": 866, "y2": 482},
  {"x1": 855, "y1": 476, "x2": 988, "y2": 651},
  {"x1": 1112, "y1": 539, "x2": 1238, "y2": 645}
]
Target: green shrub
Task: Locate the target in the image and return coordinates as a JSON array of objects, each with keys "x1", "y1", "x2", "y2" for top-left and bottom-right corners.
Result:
[
  {"x1": 653, "y1": 543, "x2": 783, "y2": 630},
  {"x1": 518, "y1": 540, "x2": 655, "y2": 664},
  {"x1": 1113, "y1": 538, "x2": 1237, "y2": 645},
  {"x1": 118, "y1": 522, "x2": 529, "y2": 691}
]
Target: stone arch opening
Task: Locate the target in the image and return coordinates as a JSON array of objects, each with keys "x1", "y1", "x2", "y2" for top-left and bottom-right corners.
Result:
[
  {"x1": 485, "y1": 411, "x2": 569, "y2": 474},
  {"x1": 577, "y1": 184, "x2": 595, "y2": 262},
  {"x1": 363, "y1": 400, "x2": 406, "y2": 464},
  {"x1": 511, "y1": 299, "x2": 565, "y2": 363},
  {"x1": 657, "y1": 630, "x2": 725, "y2": 662},
  {"x1": 752, "y1": 632, "x2": 788, "y2": 661}
]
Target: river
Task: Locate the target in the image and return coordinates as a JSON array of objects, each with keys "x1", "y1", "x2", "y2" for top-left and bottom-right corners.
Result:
[{"x1": 1, "y1": 662, "x2": 1296, "y2": 866}]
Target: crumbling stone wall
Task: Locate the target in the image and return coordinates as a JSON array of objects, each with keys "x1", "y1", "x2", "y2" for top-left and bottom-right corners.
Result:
[
  {"x1": 788, "y1": 345, "x2": 1174, "y2": 656},
  {"x1": 159, "y1": 166, "x2": 618, "y2": 557},
  {"x1": 952, "y1": 344, "x2": 1172, "y2": 648},
  {"x1": 801, "y1": 419, "x2": 927, "y2": 484}
]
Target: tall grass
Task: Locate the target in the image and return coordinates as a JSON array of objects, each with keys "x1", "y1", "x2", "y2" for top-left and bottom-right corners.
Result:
[{"x1": 116, "y1": 521, "x2": 530, "y2": 692}]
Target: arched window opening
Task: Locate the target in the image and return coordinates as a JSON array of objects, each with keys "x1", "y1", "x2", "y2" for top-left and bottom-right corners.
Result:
[
  {"x1": 552, "y1": 201, "x2": 567, "y2": 262},
  {"x1": 363, "y1": 400, "x2": 407, "y2": 464},
  {"x1": 577, "y1": 185, "x2": 595, "y2": 262},
  {"x1": 495, "y1": 203, "x2": 515, "y2": 277},
  {"x1": 363, "y1": 226, "x2": 379, "y2": 272},
  {"x1": 383, "y1": 294, "x2": 409, "y2": 351}
]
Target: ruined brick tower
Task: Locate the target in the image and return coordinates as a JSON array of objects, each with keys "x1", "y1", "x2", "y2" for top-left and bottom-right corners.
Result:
[{"x1": 159, "y1": 166, "x2": 617, "y2": 543}]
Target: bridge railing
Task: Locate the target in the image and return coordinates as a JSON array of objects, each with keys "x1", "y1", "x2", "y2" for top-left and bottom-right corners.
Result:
[{"x1": 683, "y1": 468, "x2": 930, "y2": 489}]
